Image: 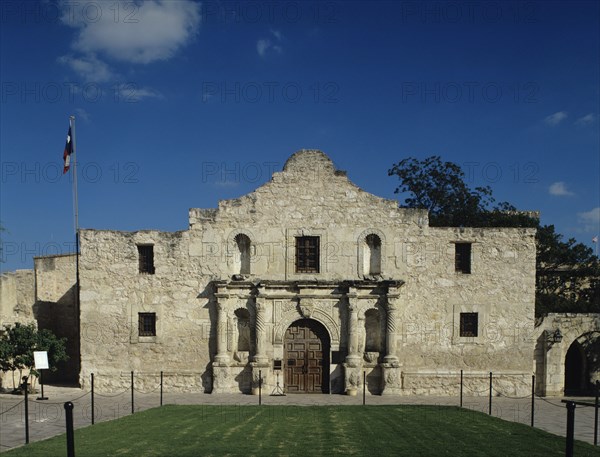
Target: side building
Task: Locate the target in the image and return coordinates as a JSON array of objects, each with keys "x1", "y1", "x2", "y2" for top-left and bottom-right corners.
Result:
[{"x1": 76, "y1": 150, "x2": 537, "y2": 395}]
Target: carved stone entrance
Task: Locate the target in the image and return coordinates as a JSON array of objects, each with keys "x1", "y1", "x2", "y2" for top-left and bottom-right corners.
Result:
[{"x1": 284, "y1": 319, "x2": 330, "y2": 393}]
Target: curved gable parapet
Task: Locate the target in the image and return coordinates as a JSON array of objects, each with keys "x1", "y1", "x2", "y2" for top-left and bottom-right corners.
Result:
[
  {"x1": 283, "y1": 149, "x2": 336, "y2": 174},
  {"x1": 190, "y1": 149, "x2": 429, "y2": 227}
]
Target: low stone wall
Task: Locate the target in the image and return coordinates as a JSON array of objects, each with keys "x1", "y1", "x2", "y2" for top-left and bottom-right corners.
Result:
[{"x1": 400, "y1": 371, "x2": 532, "y2": 397}]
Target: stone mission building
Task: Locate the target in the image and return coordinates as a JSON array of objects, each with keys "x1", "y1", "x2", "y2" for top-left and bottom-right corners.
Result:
[{"x1": 72, "y1": 150, "x2": 537, "y2": 395}]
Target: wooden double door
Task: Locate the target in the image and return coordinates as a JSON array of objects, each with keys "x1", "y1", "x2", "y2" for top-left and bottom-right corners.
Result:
[{"x1": 284, "y1": 319, "x2": 330, "y2": 393}]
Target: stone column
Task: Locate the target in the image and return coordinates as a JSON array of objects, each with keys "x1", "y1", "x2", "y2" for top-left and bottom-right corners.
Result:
[
  {"x1": 212, "y1": 295, "x2": 232, "y2": 393},
  {"x1": 346, "y1": 295, "x2": 361, "y2": 363},
  {"x1": 214, "y1": 299, "x2": 230, "y2": 364},
  {"x1": 253, "y1": 297, "x2": 268, "y2": 364},
  {"x1": 344, "y1": 292, "x2": 362, "y2": 394},
  {"x1": 382, "y1": 294, "x2": 401, "y2": 395},
  {"x1": 251, "y1": 296, "x2": 270, "y2": 395},
  {"x1": 383, "y1": 299, "x2": 399, "y2": 364}
]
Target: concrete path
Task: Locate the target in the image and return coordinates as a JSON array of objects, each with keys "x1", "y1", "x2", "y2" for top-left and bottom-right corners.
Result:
[{"x1": 1, "y1": 386, "x2": 598, "y2": 453}]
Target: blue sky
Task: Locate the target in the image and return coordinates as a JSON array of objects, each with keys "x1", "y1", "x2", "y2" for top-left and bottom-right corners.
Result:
[{"x1": 1, "y1": 0, "x2": 599, "y2": 272}]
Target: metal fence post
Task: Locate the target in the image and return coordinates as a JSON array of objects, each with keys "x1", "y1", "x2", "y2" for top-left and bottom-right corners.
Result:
[
  {"x1": 259, "y1": 370, "x2": 262, "y2": 406},
  {"x1": 131, "y1": 371, "x2": 134, "y2": 415},
  {"x1": 594, "y1": 380, "x2": 599, "y2": 446},
  {"x1": 160, "y1": 371, "x2": 163, "y2": 407},
  {"x1": 565, "y1": 401, "x2": 575, "y2": 457},
  {"x1": 488, "y1": 372, "x2": 492, "y2": 415},
  {"x1": 23, "y1": 376, "x2": 29, "y2": 444},
  {"x1": 531, "y1": 374, "x2": 535, "y2": 427},
  {"x1": 91, "y1": 373, "x2": 95, "y2": 425},
  {"x1": 64, "y1": 401, "x2": 75, "y2": 457},
  {"x1": 460, "y1": 370, "x2": 463, "y2": 408},
  {"x1": 363, "y1": 371, "x2": 366, "y2": 406}
]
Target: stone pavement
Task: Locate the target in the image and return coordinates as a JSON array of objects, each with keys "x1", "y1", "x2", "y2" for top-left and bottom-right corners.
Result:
[{"x1": 0, "y1": 386, "x2": 598, "y2": 453}]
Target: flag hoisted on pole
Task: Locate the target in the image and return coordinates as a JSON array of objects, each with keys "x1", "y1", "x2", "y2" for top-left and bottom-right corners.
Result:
[
  {"x1": 62, "y1": 116, "x2": 81, "y2": 373},
  {"x1": 593, "y1": 236, "x2": 598, "y2": 257}
]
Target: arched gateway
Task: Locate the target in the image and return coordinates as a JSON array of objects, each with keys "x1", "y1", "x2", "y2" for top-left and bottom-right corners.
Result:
[{"x1": 284, "y1": 319, "x2": 330, "y2": 393}]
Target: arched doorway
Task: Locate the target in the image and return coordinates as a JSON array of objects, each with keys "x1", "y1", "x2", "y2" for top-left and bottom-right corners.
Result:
[
  {"x1": 284, "y1": 319, "x2": 330, "y2": 393},
  {"x1": 564, "y1": 340, "x2": 588, "y2": 395}
]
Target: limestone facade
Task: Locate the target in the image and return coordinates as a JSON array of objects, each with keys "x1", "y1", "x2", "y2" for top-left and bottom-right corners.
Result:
[
  {"x1": 74, "y1": 150, "x2": 537, "y2": 395},
  {"x1": 534, "y1": 313, "x2": 600, "y2": 396}
]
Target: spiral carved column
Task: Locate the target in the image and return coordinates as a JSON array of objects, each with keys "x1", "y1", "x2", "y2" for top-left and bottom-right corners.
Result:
[
  {"x1": 253, "y1": 297, "x2": 268, "y2": 364},
  {"x1": 384, "y1": 300, "x2": 399, "y2": 364}
]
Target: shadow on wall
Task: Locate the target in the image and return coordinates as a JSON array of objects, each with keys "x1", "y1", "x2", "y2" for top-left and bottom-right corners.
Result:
[{"x1": 32, "y1": 284, "x2": 80, "y2": 386}]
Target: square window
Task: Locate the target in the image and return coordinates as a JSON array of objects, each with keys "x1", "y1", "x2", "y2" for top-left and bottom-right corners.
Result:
[
  {"x1": 455, "y1": 243, "x2": 471, "y2": 274},
  {"x1": 459, "y1": 312, "x2": 478, "y2": 337},
  {"x1": 138, "y1": 313, "x2": 156, "y2": 336},
  {"x1": 295, "y1": 236, "x2": 320, "y2": 273},
  {"x1": 138, "y1": 245, "x2": 155, "y2": 274}
]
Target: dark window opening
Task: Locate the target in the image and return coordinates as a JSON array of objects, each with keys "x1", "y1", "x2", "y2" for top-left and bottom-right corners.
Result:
[
  {"x1": 459, "y1": 312, "x2": 478, "y2": 337},
  {"x1": 138, "y1": 312, "x2": 156, "y2": 336},
  {"x1": 138, "y1": 245, "x2": 155, "y2": 274},
  {"x1": 296, "y1": 236, "x2": 320, "y2": 273},
  {"x1": 455, "y1": 243, "x2": 471, "y2": 274}
]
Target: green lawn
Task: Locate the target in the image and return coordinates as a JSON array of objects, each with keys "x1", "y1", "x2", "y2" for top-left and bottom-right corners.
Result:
[{"x1": 4, "y1": 405, "x2": 600, "y2": 457}]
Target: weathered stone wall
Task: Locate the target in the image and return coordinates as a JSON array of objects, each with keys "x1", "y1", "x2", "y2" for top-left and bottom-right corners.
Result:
[
  {"x1": 78, "y1": 150, "x2": 537, "y2": 395},
  {"x1": 0, "y1": 269, "x2": 35, "y2": 389},
  {"x1": 0, "y1": 270, "x2": 35, "y2": 326},
  {"x1": 33, "y1": 254, "x2": 79, "y2": 384},
  {"x1": 534, "y1": 313, "x2": 600, "y2": 396}
]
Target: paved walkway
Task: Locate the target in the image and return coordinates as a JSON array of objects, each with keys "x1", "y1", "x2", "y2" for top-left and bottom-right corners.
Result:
[{"x1": 0, "y1": 386, "x2": 598, "y2": 453}]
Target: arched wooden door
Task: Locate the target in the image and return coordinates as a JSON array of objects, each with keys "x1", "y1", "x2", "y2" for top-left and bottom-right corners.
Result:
[{"x1": 284, "y1": 319, "x2": 330, "y2": 393}]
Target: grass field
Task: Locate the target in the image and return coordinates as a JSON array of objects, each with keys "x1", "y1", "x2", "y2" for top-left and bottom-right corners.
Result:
[{"x1": 3, "y1": 405, "x2": 600, "y2": 457}]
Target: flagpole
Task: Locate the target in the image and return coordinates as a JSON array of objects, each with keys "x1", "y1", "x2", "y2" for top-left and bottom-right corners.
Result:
[
  {"x1": 70, "y1": 115, "x2": 79, "y2": 240},
  {"x1": 69, "y1": 115, "x2": 82, "y2": 384}
]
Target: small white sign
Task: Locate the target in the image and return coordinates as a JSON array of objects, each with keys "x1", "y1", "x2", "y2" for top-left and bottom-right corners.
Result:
[{"x1": 34, "y1": 351, "x2": 49, "y2": 370}]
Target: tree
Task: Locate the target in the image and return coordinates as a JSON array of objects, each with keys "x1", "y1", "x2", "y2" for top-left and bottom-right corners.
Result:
[
  {"x1": 389, "y1": 156, "x2": 599, "y2": 316},
  {"x1": 0, "y1": 323, "x2": 69, "y2": 391},
  {"x1": 536, "y1": 225, "x2": 600, "y2": 315},
  {"x1": 388, "y1": 156, "x2": 537, "y2": 228}
]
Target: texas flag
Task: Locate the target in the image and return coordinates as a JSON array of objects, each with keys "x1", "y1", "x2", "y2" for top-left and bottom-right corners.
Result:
[{"x1": 63, "y1": 126, "x2": 72, "y2": 174}]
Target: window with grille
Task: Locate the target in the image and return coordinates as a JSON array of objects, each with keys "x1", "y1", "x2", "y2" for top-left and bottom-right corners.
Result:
[
  {"x1": 138, "y1": 313, "x2": 156, "y2": 336},
  {"x1": 138, "y1": 245, "x2": 155, "y2": 274},
  {"x1": 459, "y1": 312, "x2": 478, "y2": 337},
  {"x1": 295, "y1": 236, "x2": 320, "y2": 273},
  {"x1": 455, "y1": 243, "x2": 471, "y2": 274}
]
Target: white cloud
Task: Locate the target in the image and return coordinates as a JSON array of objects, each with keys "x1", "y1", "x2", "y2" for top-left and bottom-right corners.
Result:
[
  {"x1": 578, "y1": 207, "x2": 600, "y2": 232},
  {"x1": 257, "y1": 39, "x2": 271, "y2": 58},
  {"x1": 575, "y1": 113, "x2": 596, "y2": 126},
  {"x1": 257, "y1": 30, "x2": 283, "y2": 58},
  {"x1": 113, "y1": 83, "x2": 164, "y2": 102},
  {"x1": 548, "y1": 181, "x2": 574, "y2": 196},
  {"x1": 57, "y1": 54, "x2": 114, "y2": 82},
  {"x1": 61, "y1": 0, "x2": 201, "y2": 64},
  {"x1": 544, "y1": 111, "x2": 568, "y2": 126}
]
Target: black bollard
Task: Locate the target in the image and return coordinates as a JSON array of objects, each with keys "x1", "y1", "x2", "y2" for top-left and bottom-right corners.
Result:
[
  {"x1": 160, "y1": 371, "x2": 163, "y2": 407},
  {"x1": 64, "y1": 401, "x2": 75, "y2": 457},
  {"x1": 531, "y1": 375, "x2": 535, "y2": 427},
  {"x1": 91, "y1": 373, "x2": 95, "y2": 425},
  {"x1": 565, "y1": 401, "x2": 575, "y2": 457},
  {"x1": 488, "y1": 372, "x2": 492, "y2": 415},
  {"x1": 23, "y1": 376, "x2": 29, "y2": 444}
]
